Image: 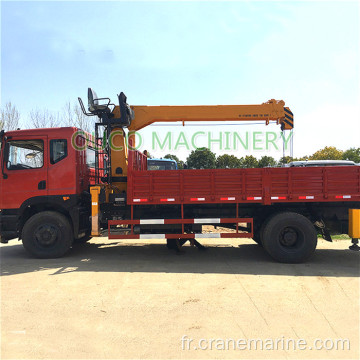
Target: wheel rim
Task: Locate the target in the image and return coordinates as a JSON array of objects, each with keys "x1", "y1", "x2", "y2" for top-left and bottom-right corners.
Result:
[
  {"x1": 278, "y1": 226, "x2": 304, "y2": 250},
  {"x1": 34, "y1": 224, "x2": 59, "y2": 247}
]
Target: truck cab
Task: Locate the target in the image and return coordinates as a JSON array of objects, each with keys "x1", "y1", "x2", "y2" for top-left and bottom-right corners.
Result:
[{"x1": 0, "y1": 127, "x2": 94, "y2": 252}]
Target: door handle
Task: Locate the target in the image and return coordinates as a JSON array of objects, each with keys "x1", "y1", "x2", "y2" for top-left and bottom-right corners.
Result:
[{"x1": 38, "y1": 180, "x2": 46, "y2": 190}]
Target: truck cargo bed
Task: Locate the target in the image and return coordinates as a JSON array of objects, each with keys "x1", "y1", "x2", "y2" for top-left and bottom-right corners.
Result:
[{"x1": 127, "y1": 165, "x2": 360, "y2": 205}]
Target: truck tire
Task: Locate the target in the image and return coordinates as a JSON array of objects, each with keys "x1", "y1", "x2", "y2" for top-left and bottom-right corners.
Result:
[
  {"x1": 74, "y1": 231, "x2": 92, "y2": 244},
  {"x1": 252, "y1": 232, "x2": 262, "y2": 246},
  {"x1": 252, "y1": 219, "x2": 267, "y2": 246},
  {"x1": 262, "y1": 212, "x2": 317, "y2": 263},
  {"x1": 22, "y1": 211, "x2": 73, "y2": 258}
]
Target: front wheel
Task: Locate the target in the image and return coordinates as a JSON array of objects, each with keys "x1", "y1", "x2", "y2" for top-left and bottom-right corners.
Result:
[
  {"x1": 22, "y1": 211, "x2": 73, "y2": 258},
  {"x1": 74, "y1": 230, "x2": 92, "y2": 244},
  {"x1": 262, "y1": 212, "x2": 317, "y2": 263}
]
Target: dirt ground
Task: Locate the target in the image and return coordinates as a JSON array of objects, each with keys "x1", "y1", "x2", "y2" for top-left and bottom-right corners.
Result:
[{"x1": 1, "y1": 236, "x2": 359, "y2": 359}]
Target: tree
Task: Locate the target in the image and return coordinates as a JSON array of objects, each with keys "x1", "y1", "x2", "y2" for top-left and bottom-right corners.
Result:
[
  {"x1": 278, "y1": 156, "x2": 293, "y2": 166},
  {"x1": 62, "y1": 101, "x2": 73, "y2": 129},
  {"x1": 342, "y1": 148, "x2": 360, "y2": 163},
  {"x1": 0, "y1": 102, "x2": 20, "y2": 131},
  {"x1": 29, "y1": 109, "x2": 61, "y2": 128},
  {"x1": 216, "y1": 154, "x2": 243, "y2": 169},
  {"x1": 258, "y1": 155, "x2": 277, "y2": 168},
  {"x1": 62, "y1": 101, "x2": 93, "y2": 133},
  {"x1": 164, "y1": 154, "x2": 184, "y2": 169},
  {"x1": 310, "y1": 146, "x2": 343, "y2": 160},
  {"x1": 242, "y1": 155, "x2": 258, "y2": 168},
  {"x1": 296, "y1": 155, "x2": 310, "y2": 161},
  {"x1": 186, "y1": 147, "x2": 216, "y2": 169}
]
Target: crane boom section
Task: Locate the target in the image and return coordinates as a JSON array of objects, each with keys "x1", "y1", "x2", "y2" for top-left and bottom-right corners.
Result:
[{"x1": 112, "y1": 99, "x2": 293, "y2": 131}]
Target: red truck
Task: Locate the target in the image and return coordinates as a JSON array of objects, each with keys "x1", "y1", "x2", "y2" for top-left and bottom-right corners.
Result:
[
  {"x1": 0, "y1": 90, "x2": 359, "y2": 262},
  {"x1": 0, "y1": 127, "x2": 102, "y2": 246}
]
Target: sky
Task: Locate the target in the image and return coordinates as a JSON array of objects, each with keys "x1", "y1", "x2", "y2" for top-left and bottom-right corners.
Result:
[{"x1": 1, "y1": 0, "x2": 359, "y2": 161}]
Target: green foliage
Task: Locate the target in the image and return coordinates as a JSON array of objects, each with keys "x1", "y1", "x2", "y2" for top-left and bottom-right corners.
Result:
[
  {"x1": 342, "y1": 148, "x2": 360, "y2": 163},
  {"x1": 242, "y1": 155, "x2": 258, "y2": 168},
  {"x1": 216, "y1": 154, "x2": 243, "y2": 169},
  {"x1": 295, "y1": 155, "x2": 310, "y2": 161},
  {"x1": 186, "y1": 147, "x2": 216, "y2": 169},
  {"x1": 164, "y1": 154, "x2": 184, "y2": 169},
  {"x1": 258, "y1": 155, "x2": 277, "y2": 168},
  {"x1": 278, "y1": 156, "x2": 293, "y2": 165},
  {"x1": 310, "y1": 146, "x2": 343, "y2": 160}
]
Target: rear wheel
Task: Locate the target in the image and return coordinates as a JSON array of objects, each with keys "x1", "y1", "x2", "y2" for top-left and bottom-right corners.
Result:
[
  {"x1": 252, "y1": 233, "x2": 262, "y2": 246},
  {"x1": 252, "y1": 218, "x2": 267, "y2": 246},
  {"x1": 22, "y1": 211, "x2": 73, "y2": 258},
  {"x1": 262, "y1": 212, "x2": 317, "y2": 263}
]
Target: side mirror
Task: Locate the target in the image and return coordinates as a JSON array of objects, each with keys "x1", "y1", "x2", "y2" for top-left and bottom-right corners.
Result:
[{"x1": 1, "y1": 140, "x2": 8, "y2": 179}]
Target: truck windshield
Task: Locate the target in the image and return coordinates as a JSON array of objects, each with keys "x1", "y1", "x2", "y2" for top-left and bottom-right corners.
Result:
[
  {"x1": 147, "y1": 159, "x2": 177, "y2": 170},
  {"x1": 6, "y1": 140, "x2": 44, "y2": 170}
]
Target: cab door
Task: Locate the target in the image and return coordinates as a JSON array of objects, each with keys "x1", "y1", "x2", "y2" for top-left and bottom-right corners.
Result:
[{"x1": 1, "y1": 135, "x2": 48, "y2": 210}]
